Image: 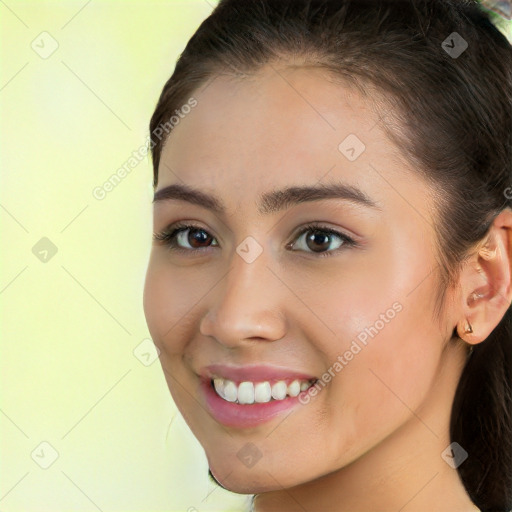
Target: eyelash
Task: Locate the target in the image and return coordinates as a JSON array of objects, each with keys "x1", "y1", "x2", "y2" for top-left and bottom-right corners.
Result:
[{"x1": 153, "y1": 221, "x2": 358, "y2": 258}]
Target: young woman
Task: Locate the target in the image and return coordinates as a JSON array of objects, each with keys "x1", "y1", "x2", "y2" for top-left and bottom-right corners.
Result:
[{"x1": 143, "y1": 1, "x2": 512, "y2": 510}]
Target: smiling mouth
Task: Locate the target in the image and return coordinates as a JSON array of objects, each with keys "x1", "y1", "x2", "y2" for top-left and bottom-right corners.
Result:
[{"x1": 211, "y1": 377, "x2": 318, "y2": 404}]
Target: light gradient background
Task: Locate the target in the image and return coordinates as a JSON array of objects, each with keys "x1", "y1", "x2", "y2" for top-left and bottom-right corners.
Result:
[
  {"x1": 1, "y1": 1, "x2": 510, "y2": 511},
  {"x1": 0, "y1": 1, "x2": 251, "y2": 511}
]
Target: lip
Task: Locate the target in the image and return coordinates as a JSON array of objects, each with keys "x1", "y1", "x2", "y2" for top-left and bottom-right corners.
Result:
[
  {"x1": 199, "y1": 377, "x2": 314, "y2": 428},
  {"x1": 201, "y1": 363, "x2": 317, "y2": 384},
  {"x1": 198, "y1": 364, "x2": 318, "y2": 429}
]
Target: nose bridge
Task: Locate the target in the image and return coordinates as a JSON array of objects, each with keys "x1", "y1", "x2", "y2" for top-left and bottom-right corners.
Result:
[{"x1": 200, "y1": 243, "x2": 287, "y2": 345}]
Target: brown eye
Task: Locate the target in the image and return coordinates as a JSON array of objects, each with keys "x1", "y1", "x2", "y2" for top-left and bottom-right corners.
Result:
[
  {"x1": 304, "y1": 230, "x2": 333, "y2": 253},
  {"x1": 290, "y1": 224, "x2": 356, "y2": 256},
  {"x1": 185, "y1": 227, "x2": 214, "y2": 248},
  {"x1": 154, "y1": 222, "x2": 357, "y2": 258},
  {"x1": 153, "y1": 223, "x2": 219, "y2": 252}
]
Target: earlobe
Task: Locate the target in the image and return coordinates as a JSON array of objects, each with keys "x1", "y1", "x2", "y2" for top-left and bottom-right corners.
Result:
[{"x1": 456, "y1": 294, "x2": 482, "y2": 343}]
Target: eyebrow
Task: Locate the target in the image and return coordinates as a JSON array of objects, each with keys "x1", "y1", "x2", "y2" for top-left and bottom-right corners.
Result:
[{"x1": 152, "y1": 181, "x2": 382, "y2": 215}]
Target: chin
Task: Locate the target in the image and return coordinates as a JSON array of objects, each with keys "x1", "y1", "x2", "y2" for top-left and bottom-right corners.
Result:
[{"x1": 208, "y1": 461, "x2": 286, "y2": 494}]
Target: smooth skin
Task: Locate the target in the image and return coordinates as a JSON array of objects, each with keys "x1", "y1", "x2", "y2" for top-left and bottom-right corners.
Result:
[{"x1": 143, "y1": 62, "x2": 512, "y2": 512}]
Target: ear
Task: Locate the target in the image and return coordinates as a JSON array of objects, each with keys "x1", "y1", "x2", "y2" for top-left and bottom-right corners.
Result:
[{"x1": 456, "y1": 207, "x2": 512, "y2": 344}]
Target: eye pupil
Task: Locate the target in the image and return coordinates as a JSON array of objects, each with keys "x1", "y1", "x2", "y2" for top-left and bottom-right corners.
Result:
[
  {"x1": 306, "y1": 231, "x2": 331, "y2": 252},
  {"x1": 189, "y1": 228, "x2": 212, "y2": 248}
]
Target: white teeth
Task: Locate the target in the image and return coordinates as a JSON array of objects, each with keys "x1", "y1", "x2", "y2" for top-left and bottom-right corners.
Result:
[
  {"x1": 212, "y1": 377, "x2": 315, "y2": 404},
  {"x1": 287, "y1": 380, "x2": 300, "y2": 397},
  {"x1": 213, "y1": 378, "x2": 224, "y2": 396},
  {"x1": 223, "y1": 380, "x2": 238, "y2": 402},
  {"x1": 254, "y1": 381, "x2": 272, "y2": 403},
  {"x1": 300, "y1": 381, "x2": 310, "y2": 391},
  {"x1": 238, "y1": 381, "x2": 255, "y2": 404},
  {"x1": 271, "y1": 381, "x2": 287, "y2": 400}
]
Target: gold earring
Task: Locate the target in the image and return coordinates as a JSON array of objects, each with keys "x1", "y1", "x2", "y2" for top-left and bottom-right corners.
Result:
[{"x1": 464, "y1": 320, "x2": 473, "y2": 334}]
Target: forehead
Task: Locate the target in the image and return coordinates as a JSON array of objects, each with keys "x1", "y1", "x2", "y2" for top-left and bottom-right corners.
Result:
[
  {"x1": 156, "y1": 63, "x2": 434, "y2": 224},
  {"x1": 161, "y1": 64, "x2": 382, "y2": 172}
]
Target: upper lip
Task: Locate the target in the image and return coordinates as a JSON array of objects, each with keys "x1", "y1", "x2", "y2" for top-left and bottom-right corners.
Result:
[{"x1": 200, "y1": 363, "x2": 318, "y2": 383}]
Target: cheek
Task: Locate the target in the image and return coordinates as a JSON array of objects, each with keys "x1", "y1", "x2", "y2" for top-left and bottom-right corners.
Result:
[
  {"x1": 143, "y1": 259, "x2": 167, "y2": 336},
  {"x1": 291, "y1": 307, "x2": 441, "y2": 472},
  {"x1": 341, "y1": 318, "x2": 439, "y2": 401},
  {"x1": 143, "y1": 256, "x2": 194, "y2": 353},
  {"x1": 311, "y1": 243, "x2": 442, "y2": 441}
]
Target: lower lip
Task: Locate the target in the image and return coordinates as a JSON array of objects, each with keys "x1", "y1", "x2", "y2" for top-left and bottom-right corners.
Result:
[{"x1": 200, "y1": 378, "x2": 312, "y2": 429}]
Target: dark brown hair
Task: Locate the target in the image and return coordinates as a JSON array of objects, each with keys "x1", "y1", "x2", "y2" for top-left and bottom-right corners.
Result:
[{"x1": 149, "y1": 1, "x2": 512, "y2": 510}]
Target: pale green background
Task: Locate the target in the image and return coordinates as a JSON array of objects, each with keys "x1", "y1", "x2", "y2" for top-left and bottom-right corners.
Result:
[
  {"x1": 0, "y1": 1, "x2": 251, "y2": 511},
  {"x1": 1, "y1": 1, "x2": 510, "y2": 511}
]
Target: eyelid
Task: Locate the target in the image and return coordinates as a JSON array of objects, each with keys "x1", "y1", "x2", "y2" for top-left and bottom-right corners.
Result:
[
  {"x1": 153, "y1": 220, "x2": 360, "y2": 257},
  {"x1": 153, "y1": 221, "x2": 218, "y2": 252},
  {"x1": 287, "y1": 222, "x2": 358, "y2": 254},
  {"x1": 289, "y1": 222, "x2": 359, "y2": 244}
]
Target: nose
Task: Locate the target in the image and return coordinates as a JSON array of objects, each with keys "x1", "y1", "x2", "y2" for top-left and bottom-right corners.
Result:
[{"x1": 199, "y1": 248, "x2": 288, "y2": 348}]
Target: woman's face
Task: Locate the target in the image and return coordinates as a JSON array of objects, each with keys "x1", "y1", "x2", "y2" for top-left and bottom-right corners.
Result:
[{"x1": 143, "y1": 64, "x2": 462, "y2": 493}]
